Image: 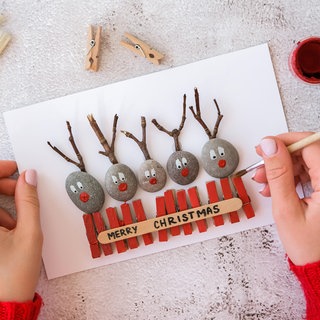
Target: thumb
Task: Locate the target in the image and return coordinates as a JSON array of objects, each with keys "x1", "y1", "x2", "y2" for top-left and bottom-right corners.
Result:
[
  {"x1": 15, "y1": 170, "x2": 41, "y2": 234},
  {"x1": 259, "y1": 137, "x2": 301, "y2": 217}
]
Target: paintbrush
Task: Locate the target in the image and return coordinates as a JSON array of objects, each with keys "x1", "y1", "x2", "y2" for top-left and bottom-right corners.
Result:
[{"x1": 233, "y1": 132, "x2": 320, "y2": 178}]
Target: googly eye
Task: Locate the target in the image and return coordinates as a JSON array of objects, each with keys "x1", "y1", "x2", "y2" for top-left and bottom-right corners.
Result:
[
  {"x1": 218, "y1": 146, "x2": 225, "y2": 157},
  {"x1": 70, "y1": 185, "x2": 78, "y2": 193},
  {"x1": 118, "y1": 172, "x2": 126, "y2": 181},
  {"x1": 77, "y1": 181, "x2": 84, "y2": 189},
  {"x1": 175, "y1": 159, "x2": 182, "y2": 170},
  {"x1": 210, "y1": 149, "x2": 217, "y2": 160},
  {"x1": 182, "y1": 157, "x2": 188, "y2": 166},
  {"x1": 145, "y1": 170, "x2": 150, "y2": 179},
  {"x1": 151, "y1": 168, "x2": 156, "y2": 177},
  {"x1": 112, "y1": 175, "x2": 119, "y2": 184}
]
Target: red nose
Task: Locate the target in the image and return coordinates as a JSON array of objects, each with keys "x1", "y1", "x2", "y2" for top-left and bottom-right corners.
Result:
[
  {"x1": 80, "y1": 192, "x2": 90, "y2": 203},
  {"x1": 181, "y1": 168, "x2": 189, "y2": 177},
  {"x1": 118, "y1": 182, "x2": 128, "y2": 192},
  {"x1": 218, "y1": 159, "x2": 226, "y2": 168},
  {"x1": 149, "y1": 177, "x2": 157, "y2": 185}
]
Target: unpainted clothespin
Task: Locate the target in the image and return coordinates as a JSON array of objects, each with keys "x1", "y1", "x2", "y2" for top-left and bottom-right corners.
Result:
[
  {"x1": 85, "y1": 25, "x2": 102, "y2": 71},
  {"x1": 120, "y1": 32, "x2": 164, "y2": 65},
  {"x1": 0, "y1": 15, "x2": 11, "y2": 55}
]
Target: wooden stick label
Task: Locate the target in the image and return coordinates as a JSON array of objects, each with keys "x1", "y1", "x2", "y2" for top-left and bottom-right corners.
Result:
[{"x1": 97, "y1": 198, "x2": 242, "y2": 244}]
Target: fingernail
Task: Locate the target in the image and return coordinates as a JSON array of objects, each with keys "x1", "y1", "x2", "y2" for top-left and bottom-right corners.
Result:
[
  {"x1": 25, "y1": 169, "x2": 37, "y2": 187},
  {"x1": 260, "y1": 138, "x2": 278, "y2": 157}
]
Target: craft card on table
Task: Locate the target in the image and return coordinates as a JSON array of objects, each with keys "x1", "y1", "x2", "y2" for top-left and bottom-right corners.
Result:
[{"x1": 4, "y1": 43, "x2": 287, "y2": 279}]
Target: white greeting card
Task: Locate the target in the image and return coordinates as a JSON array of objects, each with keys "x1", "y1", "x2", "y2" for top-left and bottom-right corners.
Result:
[{"x1": 4, "y1": 43, "x2": 287, "y2": 279}]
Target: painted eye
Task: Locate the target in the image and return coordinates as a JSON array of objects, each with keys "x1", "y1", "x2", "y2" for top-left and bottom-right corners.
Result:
[
  {"x1": 175, "y1": 159, "x2": 182, "y2": 169},
  {"x1": 145, "y1": 170, "x2": 150, "y2": 178},
  {"x1": 118, "y1": 172, "x2": 126, "y2": 181},
  {"x1": 182, "y1": 157, "x2": 188, "y2": 166},
  {"x1": 112, "y1": 175, "x2": 119, "y2": 184},
  {"x1": 70, "y1": 185, "x2": 78, "y2": 193},
  {"x1": 151, "y1": 168, "x2": 156, "y2": 177},
  {"x1": 218, "y1": 146, "x2": 225, "y2": 157},
  {"x1": 210, "y1": 149, "x2": 217, "y2": 160},
  {"x1": 77, "y1": 181, "x2": 84, "y2": 189}
]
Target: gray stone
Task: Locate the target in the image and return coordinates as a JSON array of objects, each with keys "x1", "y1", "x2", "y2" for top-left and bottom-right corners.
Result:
[
  {"x1": 138, "y1": 159, "x2": 167, "y2": 192},
  {"x1": 166, "y1": 150, "x2": 199, "y2": 185},
  {"x1": 65, "y1": 171, "x2": 105, "y2": 214},
  {"x1": 105, "y1": 163, "x2": 138, "y2": 201},
  {"x1": 201, "y1": 138, "x2": 239, "y2": 178}
]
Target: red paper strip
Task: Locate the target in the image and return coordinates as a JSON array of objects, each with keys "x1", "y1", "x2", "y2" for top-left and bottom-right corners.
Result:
[
  {"x1": 232, "y1": 176, "x2": 255, "y2": 219},
  {"x1": 82, "y1": 213, "x2": 101, "y2": 258},
  {"x1": 132, "y1": 199, "x2": 154, "y2": 245},
  {"x1": 164, "y1": 190, "x2": 181, "y2": 236},
  {"x1": 187, "y1": 187, "x2": 207, "y2": 232},
  {"x1": 92, "y1": 212, "x2": 113, "y2": 256},
  {"x1": 220, "y1": 178, "x2": 240, "y2": 223},
  {"x1": 156, "y1": 196, "x2": 168, "y2": 241},
  {"x1": 176, "y1": 189, "x2": 193, "y2": 235},
  {"x1": 206, "y1": 181, "x2": 224, "y2": 226},
  {"x1": 120, "y1": 203, "x2": 139, "y2": 249},
  {"x1": 106, "y1": 207, "x2": 127, "y2": 253}
]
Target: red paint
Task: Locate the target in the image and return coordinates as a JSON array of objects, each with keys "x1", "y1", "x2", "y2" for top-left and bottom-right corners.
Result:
[
  {"x1": 92, "y1": 212, "x2": 113, "y2": 256},
  {"x1": 164, "y1": 190, "x2": 181, "y2": 236},
  {"x1": 181, "y1": 167, "x2": 189, "y2": 177},
  {"x1": 80, "y1": 192, "x2": 90, "y2": 202},
  {"x1": 187, "y1": 187, "x2": 207, "y2": 232},
  {"x1": 149, "y1": 177, "x2": 157, "y2": 185},
  {"x1": 82, "y1": 214, "x2": 101, "y2": 258},
  {"x1": 218, "y1": 159, "x2": 226, "y2": 168},
  {"x1": 290, "y1": 37, "x2": 320, "y2": 84},
  {"x1": 156, "y1": 196, "x2": 168, "y2": 241},
  {"x1": 176, "y1": 189, "x2": 193, "y2": 235},
  {"x1": 220, "y1": 178, "x2": 240, "y2": 223},
  {"x1": 118, "y1": 182, "x2": 127, "y2": 191},
  {"x1": 120, "y1": 203, "x2": 139, "y2": 249}
]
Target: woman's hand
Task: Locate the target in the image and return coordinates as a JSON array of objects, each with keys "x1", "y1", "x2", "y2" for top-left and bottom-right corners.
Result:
[
  {"x1": 253, "y1": 132, "x2": 320, "y2": 266},
  {"x1": 0, "y1": 160, "x2": 43, "y2": 302}
]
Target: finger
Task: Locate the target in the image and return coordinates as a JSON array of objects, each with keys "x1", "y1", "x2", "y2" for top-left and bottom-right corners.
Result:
[
  {"x1": 258, "y1": 137, "x2": 303, "y2": 219},
  {"x1": 0, "y1": 178, "x2": 17, "y2": 196},
  {"x1": 0, "y1": 160, "x2": 17, "y2": 178},
  {"x1": 14, "y1": 170, "x2": 42, "y2": 238},
  {"x1": 0, "y1": 207, "x2": 16, "y2": 230}
]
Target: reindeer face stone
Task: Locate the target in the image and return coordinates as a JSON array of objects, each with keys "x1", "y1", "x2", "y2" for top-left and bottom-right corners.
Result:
[
  {"x1": 138, "y1": 159, "x2": 167, "y2": 192},
  {"x1": 105, "y1": 163, "x2": 138, "y2": 201},
  {"x1": 166, "y1": 150, "x2": 199, "y2": 185},
  {"x1": 201, "y1": 138, "x2": 239, "y2": 178},
  {"x1": 65, "y1": 171, "x2": 105, "y2": 214}
]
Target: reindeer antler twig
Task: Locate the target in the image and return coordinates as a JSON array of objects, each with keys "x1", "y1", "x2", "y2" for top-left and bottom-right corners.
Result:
[
  {"x1": 47, "y1": 121, "x2": 86, "y2": 172},
  {"x1": 87, "y1": 114, "x2": 118, "y2": 165},
  {"x1": 121, "y1": 116, "x2": 151, "y2": 160},
  {"x1": 189, "y1": 87, "x2": 223, "y2": 139},
  {"x1": 152, "y1": 94, "x2": 187, "y2": 152}
]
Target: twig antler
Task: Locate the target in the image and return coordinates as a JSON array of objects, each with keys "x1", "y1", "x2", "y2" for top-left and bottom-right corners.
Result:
[
  {"x1": 47, "y1": 121, "x2": 86, "y2": 172},
  {"x1": 189, "y1": 87, "x2": 223, "y2": 139},
  {"x1": 121, "y1": 116, "x2": 151, "y2": 160},
  {"x1": 87, "y1": 114, "x2": 119, "y2": 165},
  {"x1": 152, "y1": 94, "x2": 187, "y2": 151}
]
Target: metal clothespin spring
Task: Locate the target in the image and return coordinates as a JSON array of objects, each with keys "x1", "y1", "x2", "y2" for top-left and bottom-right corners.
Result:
[{"x1": 134, "y1": 44, "x2": 146, "y2": 57}]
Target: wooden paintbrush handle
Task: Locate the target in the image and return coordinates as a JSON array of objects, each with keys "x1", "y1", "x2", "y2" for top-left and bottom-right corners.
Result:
[{"x1": 287, "y1": 132, "x2": 320, "y2": 153}]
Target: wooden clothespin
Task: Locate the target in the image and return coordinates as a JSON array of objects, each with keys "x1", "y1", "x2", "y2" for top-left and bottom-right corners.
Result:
[
  {"x1": 120, "y1": 32, "x2": 164, "y2": 65},
  {"x1": 0, "y1": 15, "x2": 11, "y2": 55},
  {"x1": 85, "y1": 25, "x2": 102, "y2": 71}
]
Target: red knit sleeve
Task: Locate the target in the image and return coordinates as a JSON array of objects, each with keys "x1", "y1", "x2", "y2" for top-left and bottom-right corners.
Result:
[
  {"x1": 0, "y1": 293, "x2": 42, "y2": 320},
  {"x1": 289, "y1": 259, "x2": 320, "y2": 319}
]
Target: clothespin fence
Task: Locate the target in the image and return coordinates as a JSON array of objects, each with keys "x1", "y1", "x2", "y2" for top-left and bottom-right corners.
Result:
[{"x1": 82, "y1": 176, "x2": 255, "y2": 259}]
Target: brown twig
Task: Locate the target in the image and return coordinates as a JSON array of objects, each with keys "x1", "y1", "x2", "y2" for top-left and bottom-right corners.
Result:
[
  {"x1": 189, "y1": 87, "x2": 223, "y2": 139},
  {"x1": 152, "y1": 94, "x2": 187, "y2": 152},
  {"x1": 47, "y1": 121, "x2": 86, "y2": 172},
  {"x1": 121, "y1": 116, "x2": 151, "y2": 160},
  {"x1": 87, "y1": 114, "x2": 118, "y2": 165}
]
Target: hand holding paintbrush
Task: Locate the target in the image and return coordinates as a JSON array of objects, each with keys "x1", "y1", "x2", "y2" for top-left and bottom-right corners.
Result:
[{"x1": 249, "y1": 132, "x2": 320, "y2": 267}]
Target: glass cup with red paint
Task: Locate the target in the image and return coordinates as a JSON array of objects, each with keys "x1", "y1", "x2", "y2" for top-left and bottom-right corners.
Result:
[{"x1": 290, "y1": 37, "x2": 320, "y2": 84}]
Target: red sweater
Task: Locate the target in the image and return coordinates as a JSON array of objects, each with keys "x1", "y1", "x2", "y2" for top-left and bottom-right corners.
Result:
[
  {"x1": 0, "y1": 293, "x2": 42, "y2": 320},
  {"x1": 0, "y1": 260, "x2": 319, "y2": 319},
  {"x1": 290, "y1": 259, "x2": 320, "y2": 319}
]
